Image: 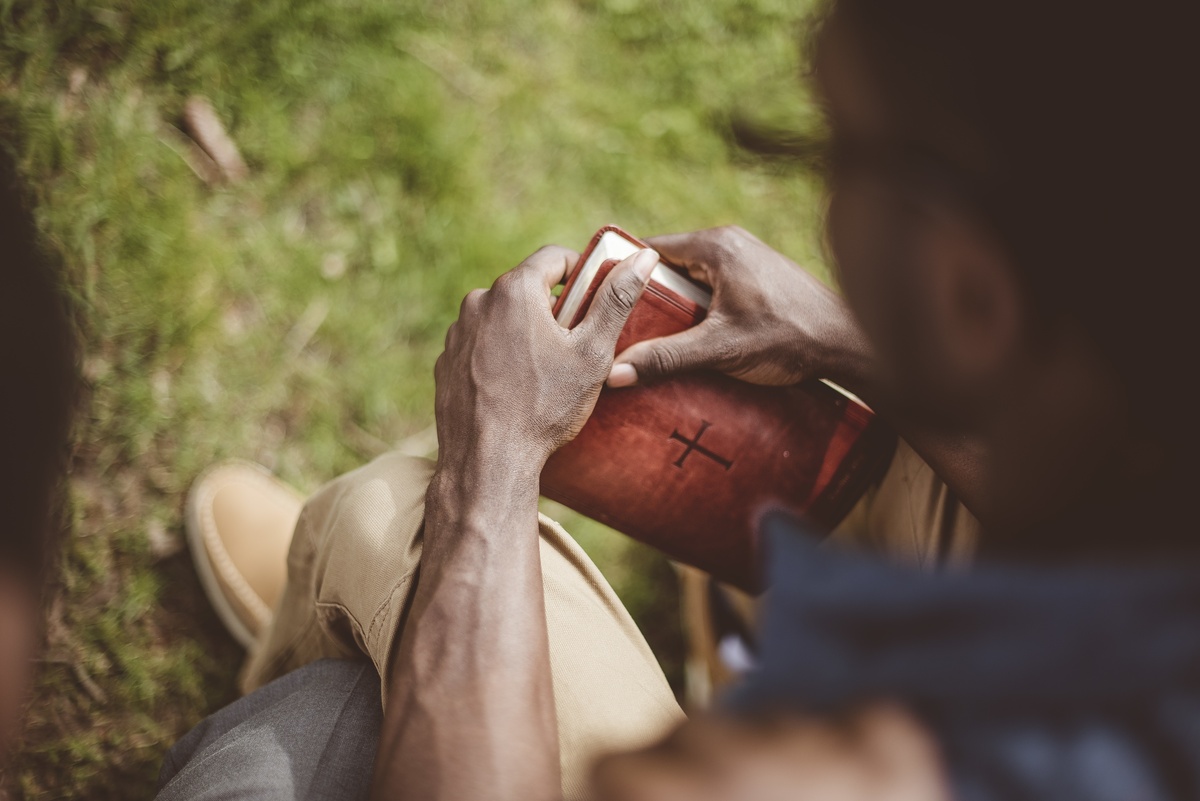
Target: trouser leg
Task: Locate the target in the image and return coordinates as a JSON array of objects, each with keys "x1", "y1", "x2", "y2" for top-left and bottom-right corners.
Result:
[
  {"x1": 158, "y1": 660, "x2": 381, "y2": 801},
  {"x1": 827, "y1": 438, "x2": 981, "y2": 568},
  {"x1": 241, "y1": 452, "x2": 683, "y2": 800}
]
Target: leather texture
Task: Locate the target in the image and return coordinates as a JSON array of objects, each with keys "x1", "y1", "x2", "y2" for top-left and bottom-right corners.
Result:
[{"x1": 542, "y1": 227, "x2": 896, "y2": 592}]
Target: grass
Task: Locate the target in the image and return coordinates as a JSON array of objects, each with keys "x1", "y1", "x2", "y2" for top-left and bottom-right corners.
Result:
[{"x1": 0, "y1": 0, "x2": 826, "y2": 796}]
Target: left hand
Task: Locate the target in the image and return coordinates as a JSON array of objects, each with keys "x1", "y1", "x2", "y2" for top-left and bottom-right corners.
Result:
[
  {"x1": 590, "y1": 705, "x2": 951, "y2": 801},
  {"x1": 435, "y1": 245, "x2": 660, "y2": 473},
  {"x1": 608, "y1": 226, "x2": 873, "y2": 389}
]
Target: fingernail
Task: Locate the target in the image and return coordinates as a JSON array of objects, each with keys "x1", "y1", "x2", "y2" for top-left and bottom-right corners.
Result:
[
  {"x1": 631, "y1": 249, "x2": 659, "y2": 282},
  {"x1": 607, "y1": 363, "x2": 638, "y2": 388}
]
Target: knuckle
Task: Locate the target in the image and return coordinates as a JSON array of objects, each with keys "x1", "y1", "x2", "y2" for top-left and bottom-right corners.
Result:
[
  {"x1": 604, "y1": 277, "x2": 640, "y2": 314},
  {"x1": 526, "y1": 244, "x2": 575, "y2": 271},
  {"x1": 702, "y1": 227, "x2": 739, "y2": 265},
  {"x1": 648, "y1": 345, "x2": 681, "y2": 375},
  {"x1": 710, "y1": 225, "x2": 760, "y2": 267},
  {"x1": 491, "y1": 270, "x2": 520, "y2": 293},
  {"x1": 532, "y1": 244, "x2": 568, "y2": 259},
  {"x1": 583, "y1": 340, "x2": 613, "y2": 365},
  {"x1": 578, "y1": 347, "x2": 609, "y2": 371},
  {"x1": 713, "y1": 333, "x2": 744, "y2": 366},
  {"x1": 460, "y1": 288, "x2": 486, "y2": 312},
  {"x1": 715, "y1": 224, "x2": 743, "y2": 242},
  {"x1": 700, "y1": 317, "x2": 741, "y2": 363},
  {"x1": 566, "y1": 329, "x2": 604, "y2": 365}
]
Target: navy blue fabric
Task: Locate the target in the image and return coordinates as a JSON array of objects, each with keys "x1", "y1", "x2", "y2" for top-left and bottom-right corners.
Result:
[{"x1": 726, "y1": 513, "x2": 1200, "y2": 801}]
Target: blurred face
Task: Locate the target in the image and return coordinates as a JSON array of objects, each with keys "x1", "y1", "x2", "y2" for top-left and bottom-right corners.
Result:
[
  {"x1": 816, "y1": 20, "x2": 1024, "y2": 433},
  {"x1": 813, "y1": 18, "x2": 1134, "y2": 542}
]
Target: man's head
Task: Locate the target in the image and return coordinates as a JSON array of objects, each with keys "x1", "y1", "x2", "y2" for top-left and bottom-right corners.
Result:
[
  {"x1": 0, "y1": 144, "x2": 75, "y2": 755},
  {"x1": 807, "y1": 0, "x2": 1194, "y2": 553}
]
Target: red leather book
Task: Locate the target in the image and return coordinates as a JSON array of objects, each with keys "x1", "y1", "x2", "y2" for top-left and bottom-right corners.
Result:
[{"x1": 541, "y1": 226, "x2": 896, "y2": 591}]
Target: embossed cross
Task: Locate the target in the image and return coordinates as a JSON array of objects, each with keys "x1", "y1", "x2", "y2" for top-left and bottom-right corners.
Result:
[{"x1": 669, "y1": 420, "x2": 733, "y2": 470}]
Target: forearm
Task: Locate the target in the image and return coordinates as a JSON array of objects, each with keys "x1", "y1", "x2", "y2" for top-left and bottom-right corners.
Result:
[{"x1": 369, "y1": 448, "x2": 560, "y2": 801}]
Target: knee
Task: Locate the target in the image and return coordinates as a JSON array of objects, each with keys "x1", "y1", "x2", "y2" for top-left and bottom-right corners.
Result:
[{"x1": 302, "y1": 452, "x2": 436, "y2": 571}]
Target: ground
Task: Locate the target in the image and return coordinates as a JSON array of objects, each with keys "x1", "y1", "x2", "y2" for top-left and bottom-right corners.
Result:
[{"x1": 0, "y1": 0, "x2": 825, "y2": 797}]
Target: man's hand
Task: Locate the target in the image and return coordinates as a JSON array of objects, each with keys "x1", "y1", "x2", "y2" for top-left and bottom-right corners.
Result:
[
  {"x1": 372, "y1": 244, "x2": 660, "y2": 801},
  {"x1": 590, "y1": 706, "x2": 951, "y2": 801},
  {"x1": 607, "y1": 226, "x2": 875, "y2": 389},
  {"x1": 436, "y1": 244, "x2": 660, "y2": 473}
]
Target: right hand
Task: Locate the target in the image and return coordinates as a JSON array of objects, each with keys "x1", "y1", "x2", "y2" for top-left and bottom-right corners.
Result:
[
  {"x1": 608, "y1": 226, "x2": 872, "y2": 388},
  {"x1": 435, "y1": 246, "x2": 659, "y2": 475}
]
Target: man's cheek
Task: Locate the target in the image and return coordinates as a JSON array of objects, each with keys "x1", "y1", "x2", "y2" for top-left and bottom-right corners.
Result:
[{"x1": 827, "y1": 184, "x2": 904, "y2": 348}]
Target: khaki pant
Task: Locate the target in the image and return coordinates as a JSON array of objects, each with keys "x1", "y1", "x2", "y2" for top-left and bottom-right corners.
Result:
[
  {"x1": 241, "y1": 453, "x2": 683, "y2": 800},
  {"x1": 243, "y1": 440, "x2": 980, "y2": 799},
  {"x1": 828, "y1": 439, "x2": 980, "y2": 568}
]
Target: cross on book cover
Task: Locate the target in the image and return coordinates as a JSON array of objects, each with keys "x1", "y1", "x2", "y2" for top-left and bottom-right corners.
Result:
[{"x1": 540, "y1": 226, "x2": 897, "y2": 591}]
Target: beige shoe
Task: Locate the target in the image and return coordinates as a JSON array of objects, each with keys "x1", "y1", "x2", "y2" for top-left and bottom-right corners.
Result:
[{"x1": 186, "y1": 461, "x2": 304, "y2": 649}]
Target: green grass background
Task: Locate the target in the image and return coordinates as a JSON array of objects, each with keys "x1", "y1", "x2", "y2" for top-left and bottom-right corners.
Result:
[{"x1": 1, "y1": 0, "x2": 827, "y2": 796}]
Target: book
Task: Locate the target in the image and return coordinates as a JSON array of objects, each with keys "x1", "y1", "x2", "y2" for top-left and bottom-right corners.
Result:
[{"x1": 540, "y1": 226, "x2": 896, "y2": 592}]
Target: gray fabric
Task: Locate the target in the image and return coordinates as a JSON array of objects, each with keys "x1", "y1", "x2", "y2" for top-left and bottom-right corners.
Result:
[{"x1": 157, "y1": 659, "x2": 382, "y2": 801}]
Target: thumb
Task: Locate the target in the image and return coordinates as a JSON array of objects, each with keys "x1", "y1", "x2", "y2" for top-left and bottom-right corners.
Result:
[
  {"x1": 608, "y1": 324, "x2": 718, "y2": 387},
  {"x1": 577, "y1": 248, "x2": 660, "y2": 347}
]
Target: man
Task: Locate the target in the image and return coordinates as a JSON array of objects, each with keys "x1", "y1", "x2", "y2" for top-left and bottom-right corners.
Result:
[
  {"x1": 163, "y1": 242, "x2": 978, "y2": 801},
  {"x1": 0, "y1": 145, "x2": 76, "y2": 764},
  {"x1": 593, "y1": 1, "x2": 1198, "y2": 798},
  {"x1": 163, "y1": 1, "x2": 1197, "y2": 800}
]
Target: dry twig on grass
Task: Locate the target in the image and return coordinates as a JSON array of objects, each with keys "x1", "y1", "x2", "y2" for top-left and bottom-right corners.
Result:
[{"x1": 182, "y1": 96, "x2": 248, "y2": 183}]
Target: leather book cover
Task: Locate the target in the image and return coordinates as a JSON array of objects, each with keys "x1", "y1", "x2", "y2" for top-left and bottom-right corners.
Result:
[{"x1": 541, "y1": 226, "x2": 896, "y2": 591}]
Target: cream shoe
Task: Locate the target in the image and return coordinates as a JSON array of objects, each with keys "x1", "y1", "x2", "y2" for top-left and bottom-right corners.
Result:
[{"x1": 185, "y1": 461, "x2": 304, "y2": 649}]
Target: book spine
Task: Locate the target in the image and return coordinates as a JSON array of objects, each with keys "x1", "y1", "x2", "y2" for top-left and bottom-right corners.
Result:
[{"x1": 806, "y1": 414, "x2": 897, "y2": 528}]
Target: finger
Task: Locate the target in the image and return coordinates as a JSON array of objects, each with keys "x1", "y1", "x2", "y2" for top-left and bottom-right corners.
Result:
[
  {"x1": 608, "y1": 323, "x2": 720, "y2": 386},
  {"x1": 509, "y1": 245, "x2": 581, "y2": 293},
  {"x1": 576, "y1": 248, "x2": 659, "y2": 348},
  {"x1": 645, "y1": 226, "x2": 756, "y2": 283},
  {"x1": 641, "y1": 231, "x2": 714, "y2": 284}
]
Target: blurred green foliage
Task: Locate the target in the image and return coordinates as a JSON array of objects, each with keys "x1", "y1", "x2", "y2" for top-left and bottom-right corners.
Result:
[{"x1": 1, "y1": 0, "x2": 823, "y2": 796}]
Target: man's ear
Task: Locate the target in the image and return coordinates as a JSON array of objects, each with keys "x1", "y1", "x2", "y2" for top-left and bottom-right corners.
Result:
[{"x1": 916, "y1": 206, "x2": 1023, "y2": 392}]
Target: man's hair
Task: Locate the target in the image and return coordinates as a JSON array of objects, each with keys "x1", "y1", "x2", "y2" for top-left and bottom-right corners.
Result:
[
  {"x1": 751, "y1": 0, "x2": 1194, "y2": 465},
  {"x1": 0, "y1": 143, "x2": 76, "y2": 581}
]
